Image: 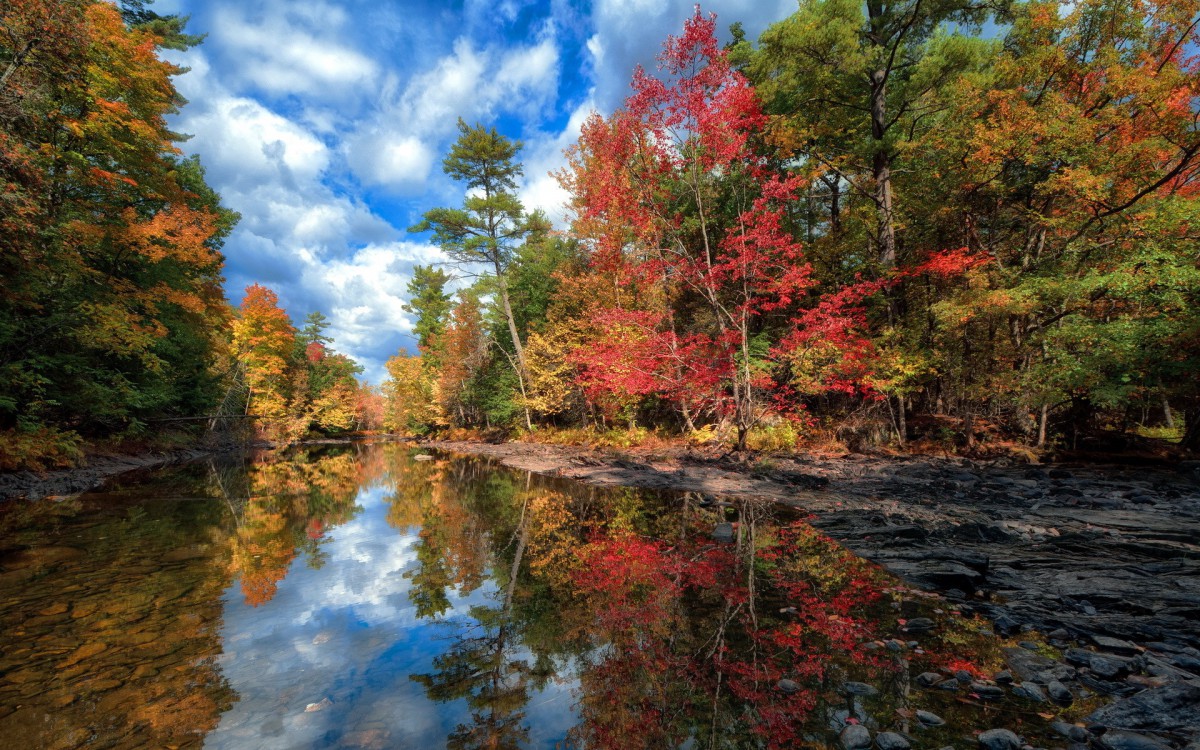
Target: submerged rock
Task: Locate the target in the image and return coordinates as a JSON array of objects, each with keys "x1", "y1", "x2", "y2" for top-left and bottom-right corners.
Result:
[
  {"x1": 841, "y1": 724, "x2": 872, "y2": 750},
  {"x1": 842, "y1": 681, "x2": 880, "y2": 696},
  {"x1": 978, "y1": 729, "x2": 1022, "y2": 750},
  {"x1": 1098, "y1": 730, "x2": 1173, "y2": 750},
  {"x1": 916, "y1": 710, "x2": 945, "y2": 727},
  {"x1": 875, "y1": 731, "x2": 911, "y2": 750}
]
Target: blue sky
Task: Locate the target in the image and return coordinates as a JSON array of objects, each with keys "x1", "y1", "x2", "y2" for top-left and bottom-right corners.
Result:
[{"x1": 155, "y1": 0, "x2": 799, "y2": 383}]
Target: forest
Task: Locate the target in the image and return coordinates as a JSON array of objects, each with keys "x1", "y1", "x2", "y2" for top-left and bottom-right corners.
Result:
[
  {"x1": 3, "y1": 0, "x2": 1199, "y2": 469},
  {"x1": 385, "y1": 1, "x2": 1200, "y2": 455},
  {"x1": 0, "y1": 0, "x2": 380, "y2": 469}
]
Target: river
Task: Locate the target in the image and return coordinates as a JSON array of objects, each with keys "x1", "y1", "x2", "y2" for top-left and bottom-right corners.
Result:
[{"x1": 0, "y1": 442, "x2": 1117, "y2": 749}]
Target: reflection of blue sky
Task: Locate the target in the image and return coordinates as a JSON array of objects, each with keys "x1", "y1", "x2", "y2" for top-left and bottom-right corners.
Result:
[{"x1": 205, "y1": 483, "x2": 578, "y2": 749}]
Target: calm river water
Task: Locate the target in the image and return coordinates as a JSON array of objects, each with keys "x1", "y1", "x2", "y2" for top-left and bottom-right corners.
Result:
[{"x1": 0, "y1": 443, "x2": 1059, "y2": 749}]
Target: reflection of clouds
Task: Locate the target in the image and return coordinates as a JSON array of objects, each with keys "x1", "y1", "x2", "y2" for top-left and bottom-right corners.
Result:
[{"x1": 206, "y1": 483, "x2": 525, "y2": 749}]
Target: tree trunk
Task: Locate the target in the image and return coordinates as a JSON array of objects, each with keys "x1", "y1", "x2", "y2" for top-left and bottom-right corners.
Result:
[{"x1": 868, "y1": 64, "x2": 896, "y2": 267}]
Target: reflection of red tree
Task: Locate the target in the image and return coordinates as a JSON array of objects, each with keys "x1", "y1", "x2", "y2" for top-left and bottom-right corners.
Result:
[
  {"x1": 569, "y1": 533, "x2": 690, "y2": 749},
  {"x1": 568, "y1": 521, "x2": 894, "y2": 750}
]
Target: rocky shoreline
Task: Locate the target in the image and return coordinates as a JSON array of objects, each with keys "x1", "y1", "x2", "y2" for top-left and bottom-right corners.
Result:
[
  {"x1": 0, "y1": 449, "x2": 212, "y2": 502},
  {"x1": 425, "y1": 440, "x2": 1200, "y2": 749}
]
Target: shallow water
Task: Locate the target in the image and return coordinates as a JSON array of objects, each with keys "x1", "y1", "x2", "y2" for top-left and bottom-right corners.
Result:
[{"x1": 0, "y1": 443, "x2": 1072, "y2": 749}]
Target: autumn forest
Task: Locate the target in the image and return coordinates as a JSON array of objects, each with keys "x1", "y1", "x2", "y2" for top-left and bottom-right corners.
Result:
[{"x1": 4, "y1": 0, "x2": 1200, "y2": 469}]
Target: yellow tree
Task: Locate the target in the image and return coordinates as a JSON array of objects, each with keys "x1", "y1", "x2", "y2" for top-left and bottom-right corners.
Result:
[{"x1": 231, "y1": 284, "x2": 296, "y2": 436}]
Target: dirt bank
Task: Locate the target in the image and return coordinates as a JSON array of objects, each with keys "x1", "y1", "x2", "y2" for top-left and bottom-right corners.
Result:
[
  {"x1": 424, "y1": 440, "x2": 1200, "y2": 653},
  {"x1": 0, "y1": 449, "x2": 211, "y2": 502}
]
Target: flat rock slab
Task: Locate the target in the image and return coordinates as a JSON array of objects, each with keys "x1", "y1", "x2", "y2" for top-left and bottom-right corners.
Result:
[{"x1": 1087, "y1": 683, "x2": 1200, "y2": 735}]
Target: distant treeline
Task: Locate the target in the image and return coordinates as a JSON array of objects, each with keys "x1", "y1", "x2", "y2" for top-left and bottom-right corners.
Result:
[{"x1": 387, "y1": 1, "x2": 1200, "y2": 454}]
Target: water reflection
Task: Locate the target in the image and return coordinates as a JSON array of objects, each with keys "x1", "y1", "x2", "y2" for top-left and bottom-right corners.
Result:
[{"x1": 0, "y1": 443, "x2": 1047, "y2": 750}]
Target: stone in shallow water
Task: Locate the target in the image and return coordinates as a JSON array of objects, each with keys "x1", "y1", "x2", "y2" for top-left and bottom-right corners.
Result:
[
  {"x1": 916, "y1": 710, "x2": 945, "y2": 726},
  {"x1": 978, "y1": 729, "x2": 1022, "y2": 750},
  {"x1": 841, "y1": 724, "x2": 872, "y2": 750},
  {"x1": 1013, "y1": 682, "x2": 1047, "y2": 702},
  {"x1": 875, "y1": 731, "x2": 911, "y2": 750},
  {"x1": 1047, "y1": 680, "x2": 1073, "y2": 704},
  {"x1": 1098, "y1": 731, "x2": 1173, "y2": 750},
  {"x1": 970, "y1": 682, "x2": 1006, "y2": 700},
  {"x1": 842, "y1": 681, "x2": 880, "y2": 696},
  {"x1": 904, "y1": 617, "x2": 935, "y2": 633}
]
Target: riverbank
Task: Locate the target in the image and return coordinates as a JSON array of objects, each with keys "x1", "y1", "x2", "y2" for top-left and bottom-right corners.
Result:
[{"x1": 0, "y1": 448, "x2": 214, "y2": 502}]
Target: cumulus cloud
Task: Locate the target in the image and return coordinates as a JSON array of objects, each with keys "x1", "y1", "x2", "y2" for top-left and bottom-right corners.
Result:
[{"x1": 163, "y1": 0, "x2": 800, "y2": 384}]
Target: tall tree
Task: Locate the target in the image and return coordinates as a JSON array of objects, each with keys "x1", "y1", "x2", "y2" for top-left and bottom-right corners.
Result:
[
  {"x1": 232, "y1": 284, "x2": 296, "y2": 433},
  {"x1": 298, "y1": 311, "x2": 333, "y2": 347},
  {"x1": 745, "y1": 0, "x2": 994, "y2": 269},
  {"x1": 409, "y1": 119, "x2": 549, "y2": 389}
]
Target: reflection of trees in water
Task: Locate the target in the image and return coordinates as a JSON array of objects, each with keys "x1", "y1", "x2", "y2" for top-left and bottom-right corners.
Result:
[
  {"x1": 214, "y1": 446, "x2": 371, "y2": 607},
  {"x1": 393, "y1": 453, "x2": 902, "y2": 750}
]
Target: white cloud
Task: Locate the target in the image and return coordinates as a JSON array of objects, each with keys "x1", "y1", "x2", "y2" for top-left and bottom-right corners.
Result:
[
  {"x1": 210, "y1": 1, "x2": 378, "y2": 102},
  {"x1": 517, "y1": 98, "x2": 596, "y2": 225}
]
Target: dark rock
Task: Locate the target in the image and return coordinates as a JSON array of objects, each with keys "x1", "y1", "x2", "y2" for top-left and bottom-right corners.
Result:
[
  {"x1": 1088, "y1": 655, "x2": 1129, "y2": 680},
  {"x1": 952, "y1": 523, "x2": 1014, "y2": 543},
  {"x1": 916, "y1": 710, "x2": 945, "y2": 727},
  {"x1": 1091, "y1": 636, "x2": 1139, "y2": 655},
  {"x1": 993, "y1": 614, "x2": 1022, "y2": 636},
  {"x1": 956, "y1": 670, "x2": 974, "y2": 683},
  {"x1": 777, "y1": 679, "x2": 801, "y2": 694},
  {"x1": 978, "y1": 729, "x2": 1023, "y2": 750},
  {"x1": 1065, "y1": 649, "x2": 1096, "y2": 667},
  {"x1": 1086, "y1": 683, "x2": 1200, "y2": 735},
  {"x1": 875, "y1": 732, "x2": 911, "y2": 750},
  {"x1": 713, "y1": 523, "x2": 735, "y2": 543},
  {"x1": 1051, "y1": 722, "x2": 1090, "y2": 743},
  {"x1": 904, "y1": 617, "x2": 935, "y2": 633},
  {"x1": 886, "y1": 639, "x2": 905, "y2": 652},
  {"x1": 1013, "y1": 682, "x2": 1047, "y2": 703},
  {"x1": 1097, "y1": 731, "x2": 1173, "y2": 750},
  {"x1": 970, "y1": 682, "x2": 1006, "y2": 700},
  {"x1": 842, "y1": 681, "x2": 880, "y2": 697},
  {"x1": 916, "y1": 672, "x2": 944, "y2": 688},
  {"x1": 841, "y1": 724, "x2": 872, "y2": 750},
  {"x1": 1047, "y1": 680, "x2": 1073, "y2": 704},
  {"x1": 1005, "y1": 647, "x2": 1060, "y2": 682},
  {"x1": 995, "y1": 670, "x2": 1014, "y2": 684},
  {"x1": 1035, "y1": 666, "x2": 1077, "y2": 683}
]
